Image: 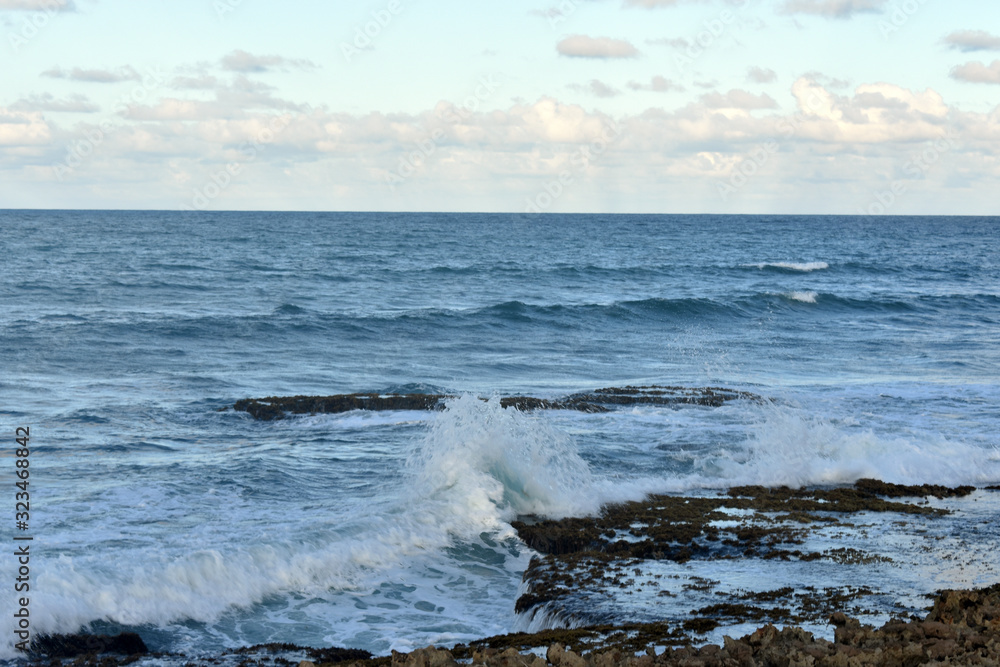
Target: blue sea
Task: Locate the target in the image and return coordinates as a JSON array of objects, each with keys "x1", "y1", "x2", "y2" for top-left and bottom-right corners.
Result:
[{"x1": 1, "y1": 211, "x2": 999, "y2": 661}]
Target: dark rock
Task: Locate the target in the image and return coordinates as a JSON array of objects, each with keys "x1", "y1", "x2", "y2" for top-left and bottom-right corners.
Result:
[
  {"x1": 309, "y1": 647, "x2": 376, "y2": 663},
  {"x1": 231, "y1": 386, "x2": 762, "y2": 421},
  {"x1": 233, "y1": 394, "x2": 450, "y2": 420},
  {"x1": 511, "y1": 483, "x2": 965, "y2": 628},
  {"x1": 31, "y1": 633, "x2": 148, "y2": 658},
  {"x1": 853, "y1": 478, "x2": 976, "y2": 499}
]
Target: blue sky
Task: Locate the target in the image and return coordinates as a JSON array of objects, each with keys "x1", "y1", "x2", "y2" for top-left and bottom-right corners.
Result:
[{"x1": 1, "y1": 0, "x2": 998, "y2": 213}]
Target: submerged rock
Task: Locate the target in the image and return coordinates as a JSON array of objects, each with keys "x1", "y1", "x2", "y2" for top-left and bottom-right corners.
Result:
[{"x1": 231, "y1": 386, "x2": 761, "y2": 420}]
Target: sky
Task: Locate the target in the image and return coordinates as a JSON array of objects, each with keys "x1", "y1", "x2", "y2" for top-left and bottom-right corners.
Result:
[{"x1": 1, "y1": 0, "x2": 998, "y2": 214}]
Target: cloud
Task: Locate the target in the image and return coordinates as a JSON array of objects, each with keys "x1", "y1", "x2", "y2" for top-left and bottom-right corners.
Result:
[
  {"x1": 7, "y1": 80, "x2": 999, "y2": 214},
  {"x1": 785, "y1": 79, "x2": 951, "y2": 141},
  {"x1": 171, "y1": 75, "x2": 221, "y2": 90},
  {"x1": 747, "y1": 67, "x2": 777, "y2": 84},
  {"x1": 570, "y1": 80, "x2": 621, "y2": 98},
  {"x1": 701, "y1": 89, "x2": 778, "y2": 110},
  {"x1": 943, "y1": 30, "x2": 1000, "y2": 53},
  {"x1": 557, "y1": 35, "x2": 639, "y2": 59},
  {"x1": 123, "y1": 76, "x2": 306, "y2": 121},
  {"x1": 950, "y1": 60, "x2": 1000, "y2": 84},
  {"x1": 0, "y1": 0, "x2": 73, "y2": 10},
  {"x1": 627, "y1": 75, "x2": 683, "y2": 93},
  {"x1": 0, "y1": 108, "x2": 52, "y2": 145},
  {"x1": 647, "y1": 37, "x2": 692, "y2": 49},
  {"x1": 623, "y1": 0, "x2": 682, "y2": 6},
  {"x1": 220, "y1": 50, "x2": 318, "y2": 73},
  {"x1": 42, "y1": 66, "x2": 141, "y2": 83},
  {"x1": 780, "y1": 0, "x2": 888, "y2": 19},
  {"x1": 9, "y1": 93, "x2": 98, "y2": 113}
]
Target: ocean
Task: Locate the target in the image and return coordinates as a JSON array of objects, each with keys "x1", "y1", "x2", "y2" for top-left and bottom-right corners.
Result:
[{"x1": 1, "y1": 211, "x2": 998, "y2": 661}]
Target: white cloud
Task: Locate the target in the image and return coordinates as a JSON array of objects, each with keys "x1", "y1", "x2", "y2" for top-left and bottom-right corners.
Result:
[
  {"x1": 569, "y1": 80, "x2": 622, "y2": 98},
  {"x1": 171, "y1": 75, "x2": 221, "y2": 90},
  {"x1": 780, "y1": 0, "x2": 888, "y2": 19},
  {"x1": 950, "y1": 60, "x2": 1000, "y2": 84},
  {"x1": 9, "y1": 93, "x2": 98, "y2": 113},
  {"x1": 747, "y1": 67, "x2": 777, "y2": 84},
  {"x1": 8, "y1": 78, "x2": 998, "y2": 213},
  {"x1": 943, "y1": 30, "x2": 1000, "y2": 53},
  {"x1": 647, "y1": 37, "x2": 691, "y2": 49},
  {"x1": 787, "y1": 78, "x2": 951, "y2": 142},
  {"x1": 0, "y1": 108, "x2": 52, "y2": 145},
  {"x1": 220, "y1": 50, "x2": 318, "y2": 73},
  {"x1": 42, "y1": 66, "x2": 141, "y2": 83},
  {"x1": 623, "y1": 0, "x2": 682, "y2": 7},
  {"x1": 627, "y1": 76, "x2": 683, "y2": 93},
  {"x1": 701, "y1": 89, "x2": 778, "y2": 110},
  {"x1": 557, "y1": 35, "x2": 639, "y2": 59},
  {"x1": 0, "y1": 0, "x2": 73, "y2": 10}
]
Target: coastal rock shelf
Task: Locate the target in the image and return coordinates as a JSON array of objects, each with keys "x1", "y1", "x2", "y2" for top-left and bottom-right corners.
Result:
[
  {"x1": 232, "y1": 386, "x2": 761, "y2": 421},
  {"x1": 30, "y1": 584, "x2": 1000, "y2": 666},
  {"x1": 511, "y1": 481, "x2": 988, "y2": 635}
]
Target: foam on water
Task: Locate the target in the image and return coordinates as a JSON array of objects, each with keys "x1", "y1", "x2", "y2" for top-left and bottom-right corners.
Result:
[
  {"x1": 785, "y1": 290, "x2": 818, "y2": 303},
  {"x1": 408, "y1": 395, "x2": 601, "y2": 521},
  {"x1": 749, "y1": 261, "x2": 829, "y2": 272},
  {"x1": 667, "y1": 404, "x2": 1000, "y2": 491},
  {"x1": 0, "y1": 396, "x2": 601, "y2": 659}
]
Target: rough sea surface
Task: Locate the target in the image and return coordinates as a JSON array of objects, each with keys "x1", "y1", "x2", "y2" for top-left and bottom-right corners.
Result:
[{"x1": 1, "y1": 212, "x2": 998, "y2": 661}]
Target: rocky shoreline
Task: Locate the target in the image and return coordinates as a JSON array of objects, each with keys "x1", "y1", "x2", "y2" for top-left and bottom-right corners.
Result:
[
  {"x1": 22, "y1": 482, "x2": 999, "y2": 667},
  {"x1": 21, "y1": 583, "x2": 1000, "y2": 666}
]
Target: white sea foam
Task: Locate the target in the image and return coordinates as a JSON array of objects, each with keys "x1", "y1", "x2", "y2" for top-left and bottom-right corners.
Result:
[
  {"x1": 408, "y1": 394, "x2": 601, "y2": 521},
  {"x1": 751, "y1": 261, "x2": 829, "y2": 272},
  {"x1": 670, "y1": 405, "x2": 1000, "y2": 491},
  {"x1": 0, "y1": 396, "x2": 600, "y2": 658},
  {"x1": 785, "y1": 290, "x2": 818, "y2": 303},
  {"x1": 289, "y1": 410, "x2": 436, "y2": 429}
]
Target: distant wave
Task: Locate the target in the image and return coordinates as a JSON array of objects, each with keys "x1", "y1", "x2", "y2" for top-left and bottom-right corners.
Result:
[
  {"x1": 748, "y1": 261, "x2": 829, "y2": 272},
  {"x1": 784, "y1": 291, "x2": 818, "y2": 303},
  {"x1": 477, "y1": 297, "x2": 738, "y2": 321},
  {"x1": 10, "y1": 294, "x2": 997, "y2": 346}
]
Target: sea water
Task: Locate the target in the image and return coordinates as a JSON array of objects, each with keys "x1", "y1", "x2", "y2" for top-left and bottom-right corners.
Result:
[{"x1": 1, "y1": 212, "x2": 998, "y2": 660}]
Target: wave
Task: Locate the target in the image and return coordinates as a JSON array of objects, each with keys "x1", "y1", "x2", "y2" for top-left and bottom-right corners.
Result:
[
  {"x1": 748, "y1": 261, "x2": 829, "y2": 272},
  {"x1": 657, "y1": 404, "x2": 1000, "y2": 491},
  {"x1": 407, "y1": 395, "x2": 601, "y2": 520},
  {"x1": 475, "y1": 298, "x2": 740, "y2": 323},
  {"x1": 0, "y1": 397, "x2": 595, "y2": 654},
  {"x1": 784, "y1": 291, "x2": 818, "y2": 304},
  {"x1": 10, "y1": 293, "x2": 998, "y2": 344}
]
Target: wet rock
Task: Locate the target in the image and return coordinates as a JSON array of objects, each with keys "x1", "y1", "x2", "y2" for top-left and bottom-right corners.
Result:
[
  {"x1": 234, "y1": 393, "x2": 450, "y2": 420},
  {"x1": 853, "y1": 478, "x2": 976, "y2": 499},
  {"x1": 926, "y1": 583, "x2": 1000, "y2": 631},
  {"x1": 510, "y1": 482, "x2": 966, "y2": 626},
  {"x1": 227, "y1": 643, "x2": 374, "y2": 664},
  {"x1": 30, "y1": 632, "x2": 148, "y2": 658},
  {"x1": 391, "y1": 646, "x2": 457, "y2": 667},
  {"x1": 547, "y1": 644, "x2": 587, "y2": 667},
  {"x1": 309, "y1": 647, "x2": 377, "y2": 663},
  {"x1": 232, "y1": 386, "x2": 761, "y2": 421}
]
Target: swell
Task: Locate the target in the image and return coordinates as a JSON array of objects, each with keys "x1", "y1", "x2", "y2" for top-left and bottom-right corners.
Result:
[{"x1": 4, "y1": 294, "x2": 996, "y2": 339}]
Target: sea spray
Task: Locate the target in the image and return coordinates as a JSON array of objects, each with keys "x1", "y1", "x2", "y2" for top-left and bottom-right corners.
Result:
[
  {"x1": 407, "y1": 395, "x2": 600, "y2": 521},
  {"x1": 702, "y1": 403, "x2": 1000, "y2": 489}
]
